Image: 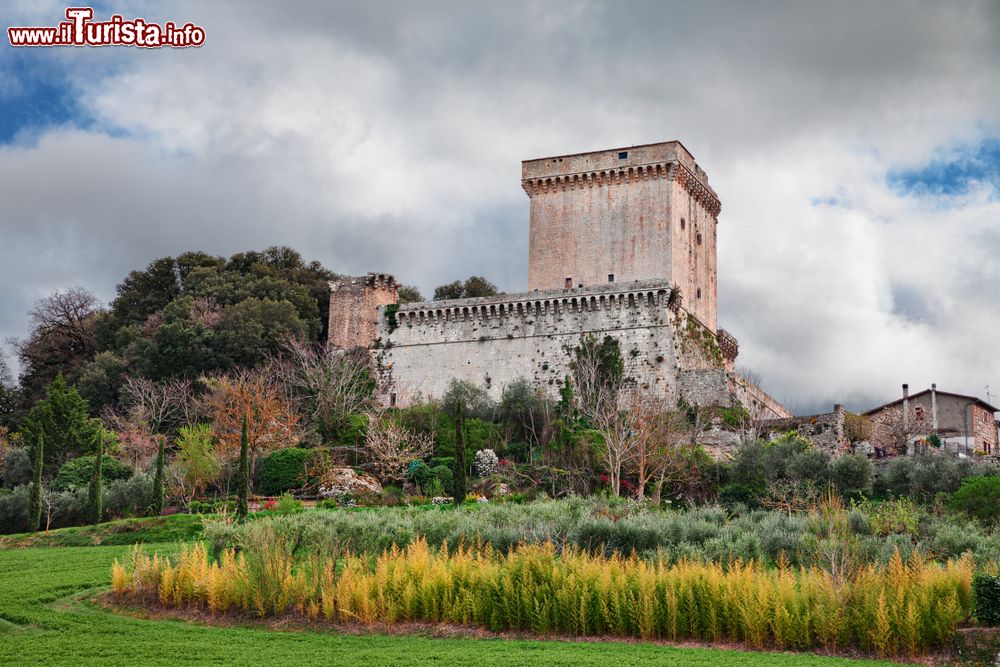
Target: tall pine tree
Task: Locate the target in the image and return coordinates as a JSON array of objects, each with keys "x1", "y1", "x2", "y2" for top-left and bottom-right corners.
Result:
[
  {"x1": 452, "y1": 400, "x2": 467, "y2": 505},
  {"x1": 88, "y1": 431, "x2": 104, "y2": 524},
  {"x1": 236, "y1": 415, "x2": 249, "y2": 521},
  {"x1": 28, "y1": 433, "x2": 44, "y2": 532}
]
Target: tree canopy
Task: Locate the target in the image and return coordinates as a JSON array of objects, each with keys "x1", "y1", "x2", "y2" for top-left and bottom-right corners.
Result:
[
  {"x1": 11, "y1": 247, "x2": 340, "y2": 418},
  {"x1": 432, "y1": 276, "x2": 499, "y2": 301}
]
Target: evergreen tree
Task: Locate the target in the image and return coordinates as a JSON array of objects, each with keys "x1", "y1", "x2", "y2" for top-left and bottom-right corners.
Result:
[
  {"x1": 88, "y1": 431, "x2": 104, "y2": 524},
  {"x1": 22, "y1": 374, "x2": 102, "y2": 474},
  {"x1": 28, "y1": 433, "x2": 44, "y2": 532},
  {"x1": 452, "y1": 401, "x2": 467, "y2": 504},
  {"x1": 236, "y1": 415, "x2": 250, "y2": 521},
  {"x1": 152, "y1": 436, "x2": 165, "y2": 515}
]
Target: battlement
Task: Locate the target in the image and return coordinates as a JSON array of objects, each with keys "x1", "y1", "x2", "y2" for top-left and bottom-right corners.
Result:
[
  {"x1": 521, "y1": 141, "x2": 719, "y2": 215},
  {"x1": 392, "y1": 279, "x2": 676, "y2": 328},
  {"x1": 331, "y1": 272, "x2": 398, "y2": 292}
]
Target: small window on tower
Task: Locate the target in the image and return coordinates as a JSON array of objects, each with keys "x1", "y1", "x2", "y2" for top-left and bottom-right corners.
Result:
[
  {"x1": 565, "y1": 277, "x2": 572, "y2": 289},
  {"x1": 696, "y1": 288, "x2": 702, "y2": 299},
  {"x1": 608, "y1": 274, "x2": 615, "y2": 283},
  {"x1": 696, "y1": 232, "x2": 703, "y2": 245},
  {"x1": 618, "y1": 151, "x2": 628, "y2": 159},
  {"x1": 680, "y1": 218, "x2": 686, "y2": 230}
]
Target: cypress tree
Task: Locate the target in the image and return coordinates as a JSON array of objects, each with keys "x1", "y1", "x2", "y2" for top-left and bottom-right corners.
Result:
[
  {"x1": 88, "y1": 431, "x2": 104, "y2": 525},
  {"x1": 152, "y1": 436, "x2": 165, "y2": 515},
  {"x1": 28, "y1": 433, "x2": 44, "y2": 532},
  {"x1": 236, "y1": 415, "x2": 249, "y2": 521},
  {"x1": 452, "y1": 401, "x2": 467, "y2": 505}
]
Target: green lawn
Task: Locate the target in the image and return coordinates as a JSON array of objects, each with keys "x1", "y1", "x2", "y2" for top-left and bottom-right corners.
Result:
[{"x1": 0, "y1": 531, "x2": 907, "y2": 666}]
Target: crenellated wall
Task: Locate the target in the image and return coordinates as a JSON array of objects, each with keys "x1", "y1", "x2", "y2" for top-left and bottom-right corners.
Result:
[{"x1": 372, "y1": 280, "x2": 724, "y2": 405}]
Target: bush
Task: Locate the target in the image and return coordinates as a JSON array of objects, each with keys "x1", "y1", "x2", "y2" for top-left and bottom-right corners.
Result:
[
  {"x1": 103, "y1": 473, "x2": 159, "y2": 519},
  {"x1": 255, "y1": 448, "x2": 309, "y2": 496},
  {"x1": 407, "y1": 460, "x2": 433, "y2": 490},
  {"x1": 830, "y1": 453, "x2": 872, "y2": 498},
  {"x1": 863, "y1": 498, "x2": 920, "y2": 536},
  {"x1": 275, "y1": 492, "x2": 303, "y2": 513},
  {"x1": 430, "y1": 464, "x2": 453, "y2": 496},
  {"x1": 474, "y1": 449, "x2": 499, "y2": 478},
  {"x1": 951, "y1": 476, "x2": 1000, "y2": 525},
  {"x1": 2, "y1": 448, "x2": 32, "y2": 488},
  {"x1": 877, "y1": 454, "x2": 987, "y2": 501},
  {"x1": 53, "y1": 455, "x2": 132, "y2": 492},
  {"x1": 717, "y1": 483, "x2": 763, "y2": 509},
  {"x1": 974, "y1": 573, "x2": 1000, "y2": 626},
  {"x1": 423, "y1": 477, "x2": 445, "y2": 498},
  {"x1": 0, "y1": 485, "x2": 29, "y2": 533}
]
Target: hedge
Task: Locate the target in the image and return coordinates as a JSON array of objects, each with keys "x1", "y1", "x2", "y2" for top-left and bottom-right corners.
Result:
[{"x1": 255, "y1": 448, "x2": 309, "y2": 496}]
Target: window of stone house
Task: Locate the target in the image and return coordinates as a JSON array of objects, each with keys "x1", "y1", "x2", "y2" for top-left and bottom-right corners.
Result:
[
  {"x1": 915, "y1": 406, "x2": 925, "y2": 421},
  {"x1": 680, "y1": 218, "x2": 686, "y2": 230},
  {"x1": 608, "y1": 274, "x2": 615, "y2": 283},
  {"x1": 618, "y1": 151, "x2": 628, "y2": 159},
  {"x1": 696, "y1": 232, "x2": 703, "y2": 245},
  {"x1": 565, "y1": 277, "x2": 572, "y2": 288}
]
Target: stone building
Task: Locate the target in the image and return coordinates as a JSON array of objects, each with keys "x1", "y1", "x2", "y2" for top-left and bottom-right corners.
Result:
[
  {"x1": 329, "y1": 141, "x2": 789, "y2": 417},
  {"x1": 863, "y1": 383, "x2": 999, "y2": 455}
]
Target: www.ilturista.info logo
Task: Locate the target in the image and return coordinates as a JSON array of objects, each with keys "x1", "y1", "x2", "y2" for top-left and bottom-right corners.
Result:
[{"x1": 8, "y1": 7, "x2": 205, "y2": 48}]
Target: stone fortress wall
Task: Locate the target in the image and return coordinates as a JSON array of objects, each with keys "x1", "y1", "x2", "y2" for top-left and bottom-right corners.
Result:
[{"x1": 371, "y1": 280, "x2": 729, "y2": 405}]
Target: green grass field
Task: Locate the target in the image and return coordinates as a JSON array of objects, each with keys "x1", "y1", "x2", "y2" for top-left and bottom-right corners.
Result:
[{"x1": 0, "y1": 518, "x2": 908, "y2": 666}]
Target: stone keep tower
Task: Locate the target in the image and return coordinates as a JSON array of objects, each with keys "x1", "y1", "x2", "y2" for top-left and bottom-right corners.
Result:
[{"x1": 522, "y1": 141, "x2": 721, "y2": 332}]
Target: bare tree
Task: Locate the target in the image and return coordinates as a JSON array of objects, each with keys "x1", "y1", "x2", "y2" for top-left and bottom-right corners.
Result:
[
  {"x1": 203, "y1": 368, "x2": 301, "y2": 480},
  {"x1": 12, "y1": 288, "x2": 102, "y2": 393},
  {"x1": 870, "y1": 406, "x2": 924, "y2": 456},
  {"x1": 625, "y1": 395, "x2": 691, "y2": 501},
  {"x1": 26, "y1": 287, "x2": 100, "y2": 356},
  {"x1": 273, "y1": 340, "x2": 376, "y2": 438},
  {"x1": 363, "y1": 409, "x2": 434, "y2": 484},
  {"x1": 120, "y1": 376, "x2": 198, "y2": 434}
]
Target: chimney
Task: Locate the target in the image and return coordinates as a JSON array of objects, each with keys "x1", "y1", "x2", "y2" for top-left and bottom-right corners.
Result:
[
  {"x1": 902, "y1": 383, "x2": 910, "y2": 430},
  {"x1": 931, "y1": 383, "x2": 939, "y2": 431}
]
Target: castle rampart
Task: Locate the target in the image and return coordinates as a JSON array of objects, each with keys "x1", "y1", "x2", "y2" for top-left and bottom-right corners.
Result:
[{"x1": 373, "y1": 280, "x2": 723, "y2": 405}]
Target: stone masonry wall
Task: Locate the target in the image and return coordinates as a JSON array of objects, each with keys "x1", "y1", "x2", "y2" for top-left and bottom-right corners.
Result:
[
  {"x1": 760, "y1": 405, "x2": 848, "y2": 455},
  {"x1": 372, "y1": 280, "x2": 723, "y2": 405},
  {"x1": 328, "y1": 273, "x2": 398, "y2": 350}
]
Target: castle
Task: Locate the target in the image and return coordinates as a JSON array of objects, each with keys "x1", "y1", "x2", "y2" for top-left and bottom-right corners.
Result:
[{"x1": 329, "y1": 141, "x2": 791, "y2": 419}]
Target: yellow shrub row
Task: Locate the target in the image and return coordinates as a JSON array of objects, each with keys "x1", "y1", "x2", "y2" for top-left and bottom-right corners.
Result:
[{"x1": 111, "y1": 540, "x2": 973, "y2": 657}]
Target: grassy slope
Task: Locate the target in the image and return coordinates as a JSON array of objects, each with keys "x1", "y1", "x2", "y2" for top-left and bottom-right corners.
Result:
[
  {"x1": 0, "y1": 514, "x2": 207, "y2": 548},
  {"x1": 0, "y1": 542, "x2": 907, "y2": 667}
]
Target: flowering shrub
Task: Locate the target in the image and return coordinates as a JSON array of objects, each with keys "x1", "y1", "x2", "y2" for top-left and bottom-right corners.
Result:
[{"x1": 474, "y1": 449, "x2": 499, "y2": 478}]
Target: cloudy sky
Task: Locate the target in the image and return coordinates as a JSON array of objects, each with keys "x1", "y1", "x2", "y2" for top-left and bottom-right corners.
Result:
[{"x1": 1, "y1": 0, "x2": 998, "y2": 414}]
